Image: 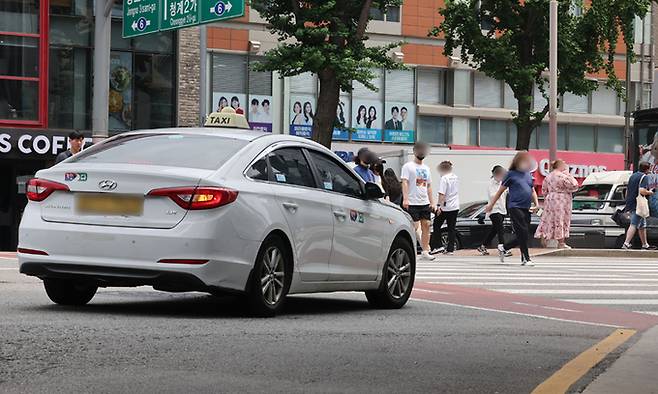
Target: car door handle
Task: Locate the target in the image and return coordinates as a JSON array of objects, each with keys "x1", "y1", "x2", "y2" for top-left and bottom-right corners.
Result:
[
  {"x1": 333, "y1": 210, "x2": 347, "y2": 221},
  {"x1": 282, "y1": 202, "x2": 298, "y2": 213}
]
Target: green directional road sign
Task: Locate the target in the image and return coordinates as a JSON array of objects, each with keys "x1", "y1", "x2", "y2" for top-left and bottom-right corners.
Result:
[
  {"x1": 200, "y1": 0, "x2": 244, "y2": 23},
  {"x1": 160, "y1": 0, "x2": 200, "y2": 31},
  {"x1": 123, "y1": 0, "x2": 160, "y2": 38}
]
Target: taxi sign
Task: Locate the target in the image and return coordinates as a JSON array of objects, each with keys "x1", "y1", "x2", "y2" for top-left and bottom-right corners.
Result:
[{"x1": 204, "y1": 107, "x2": 251, "y2": 129}]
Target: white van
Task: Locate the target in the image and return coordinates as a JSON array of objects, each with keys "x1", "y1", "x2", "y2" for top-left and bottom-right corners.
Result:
[{"x1": 573, "y1": 171, "x2": 631, "y2": 214}]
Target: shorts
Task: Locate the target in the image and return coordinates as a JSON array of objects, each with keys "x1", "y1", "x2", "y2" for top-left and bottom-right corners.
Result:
[
  {"x1": 407, "y1": 204, "x2": 432, "y2": 222},
  {"x1": 631, "y1": 212, "x2": 647, "y2": 229}
]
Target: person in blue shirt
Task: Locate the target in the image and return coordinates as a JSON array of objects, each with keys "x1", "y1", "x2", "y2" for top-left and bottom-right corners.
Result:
[
  {"x1": 486, "y1": 151, "x2": 539, "y2": 266},
  {"x1": 621, "y1": 161, "x2": 656, "y2": 250},
  {"x1": 353, "y1": 148, "x2": 376, "y2": 183}
]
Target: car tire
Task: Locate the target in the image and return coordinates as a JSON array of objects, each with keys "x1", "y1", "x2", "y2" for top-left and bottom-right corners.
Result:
[
  {"x1": 366, "y1": 237, "x2": 416, "y2": 309},
  {"x1": 43, "y1": 279, "x2": 97, "y2": 306},
  {"x1": 246, "y1": 235, "x2": 291, "y2": 317},
  {"x1": 440, "y1": 232, "x2": 461, "y2": 250}
]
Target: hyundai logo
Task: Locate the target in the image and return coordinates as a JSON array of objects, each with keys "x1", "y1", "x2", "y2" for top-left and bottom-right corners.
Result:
[{"x1": 98, "y1": 180, "x2": 117, "y2": 191}]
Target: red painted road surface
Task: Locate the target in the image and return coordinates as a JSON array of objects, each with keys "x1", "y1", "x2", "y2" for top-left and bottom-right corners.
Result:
[{"x1": 413, "y1": 282, "x2": 658, "y2": 331}]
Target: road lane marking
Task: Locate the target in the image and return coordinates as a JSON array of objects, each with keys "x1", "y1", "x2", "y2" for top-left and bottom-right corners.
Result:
[
  {"x1": 531, "y1": 329, "x2": 636, "y2": 394},
  {"x1": 636, "y1": 311, "x2": 658, "y2": 315},
  {"x1": 563, "y1": 299, "x2": 658, "y2": 305},
  {"x1": 418, "y1": 277, "x2": 658, "y2": 281},
  {"x1": 497, "y1": 289, "x2": 658, "y2": 295},
  {"x1": 411, "y1": 298, "x2": 621, "y2": 328},
  {"x1": 512, "y1": 302, "x2": 581, "y2": 313},
  {"x1": 427, "y1": 282, "x2": 658, "y2": 287}
]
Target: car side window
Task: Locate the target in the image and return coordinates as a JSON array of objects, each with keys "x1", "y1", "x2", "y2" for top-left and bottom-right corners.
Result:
[
  {"x1": 268, "y1": 148, "x2": 315, "y2": 188},
  {"x1": 246, "y1": 157, "x2": 269, "y2": 181},
  {"x1": 307, "y1": 150, "x2": 363, "y2": 198}
]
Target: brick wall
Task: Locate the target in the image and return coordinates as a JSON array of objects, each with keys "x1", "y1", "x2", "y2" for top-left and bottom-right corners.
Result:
[{"x1": 177, "y1": 27, "x2": 201, "y2": 127}]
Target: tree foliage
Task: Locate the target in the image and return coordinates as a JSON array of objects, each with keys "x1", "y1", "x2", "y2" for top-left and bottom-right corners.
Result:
[
  {"x1": 251, "y1": 0, "x2": 404, "y2": 148},
  {"x1": 432, "y1": 0, "x2": 651, "y2": 150}
]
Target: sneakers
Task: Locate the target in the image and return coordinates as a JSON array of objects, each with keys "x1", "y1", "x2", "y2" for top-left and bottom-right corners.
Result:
[
  {"x1": 477, "y1": 245, "x2": 489, "y2": 256},
  {"x1": 497, "y1": 245, "x2": 505, "y2": 262},
  {"x1": 642, "y1": 244, "x2": 658, "y2": 251},
  {"x1": 521, "y1": 259, "x2": 535, "y2": 267},
  {"x1": 621, "y1": 243, "x2": 632, "y2": 250},
  {"x1": 504, "y1": 250, "x2": 513, "y2": 257},
  {"x1": 429, "y1": 247, "x2": 445, "y2": 255},
  {"x1": 420, "y1": 251, "x2": 436, "y2": 261}
]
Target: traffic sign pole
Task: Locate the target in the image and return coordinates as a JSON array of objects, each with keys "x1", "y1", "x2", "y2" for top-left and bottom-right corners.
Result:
[{"x1": 92, "y1": 0, "x2": 111, "y2": 142}]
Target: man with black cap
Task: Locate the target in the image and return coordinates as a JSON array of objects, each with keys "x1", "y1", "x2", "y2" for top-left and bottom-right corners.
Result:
[
  {"x1": 55, "y1": 131, "x2": 85, "y2": 164},
  {"x1": 353, "y1": 147, "x2": 376, "y2": 183}
]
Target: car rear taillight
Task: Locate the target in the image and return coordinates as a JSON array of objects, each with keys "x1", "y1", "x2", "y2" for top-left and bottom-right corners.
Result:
[
  {"x1": 26, "y1": 178, "x2": 70, "y2": 202},
  {"x1": 147, "y1": 186, "x2": 238, "y2": 210},
  {"x1": 157, "y1": 259, "x2": 208, "y2": 265},
  {"x1": 17, "y1": 247, "x2": 49, "y2": 255}
]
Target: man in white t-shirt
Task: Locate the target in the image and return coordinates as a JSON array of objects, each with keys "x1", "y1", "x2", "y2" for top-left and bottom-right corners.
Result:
[
  {"x1": 430, "y1": 161, "x2": 460, "y2": 255},
  {"x1": 401, "y1": 142, "x2": 435, "y2": 261}
]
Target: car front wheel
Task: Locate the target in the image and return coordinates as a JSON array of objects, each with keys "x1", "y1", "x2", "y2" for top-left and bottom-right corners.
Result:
[
  {"x1": 366, "y1": 237, "x2": 415, "y2": 309},
  {"x1": 43, "y1": 279, "x2": 97, "y2": 306},
  {"x1": 246, "y1": 236, "x2": 290, "y2": 317}
]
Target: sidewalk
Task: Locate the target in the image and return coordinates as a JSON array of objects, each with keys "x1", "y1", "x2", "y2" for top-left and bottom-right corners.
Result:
[{"x1": 583, "y1": 326, "x2": 658, "y2": 394}]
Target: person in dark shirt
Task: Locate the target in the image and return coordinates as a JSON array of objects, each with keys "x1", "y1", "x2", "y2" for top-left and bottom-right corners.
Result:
[
  {"x1": 55, "y1": 131, "x2": 85, "y2": 164},
  {"x1": 486, "y1": 151, "x2": 539, "y2": 266},
  {"x1": 621, "y1": 161, "x2": 656, "y2": 250}
]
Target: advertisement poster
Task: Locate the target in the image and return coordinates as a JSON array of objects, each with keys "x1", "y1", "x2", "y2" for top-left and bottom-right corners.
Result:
[
  {"x1": 383, "y1": 102, "x2": 415, "y2": 144},
  {"x1": 212, "y1": 92, "x2": 246, "y2": 115},
  {"x1": 290, "y1": 95, "x2": 315, "y2": 138},
  {"x1": 248, "y1": 95, "x2": 273, "y2": 132},
  {"x1": 333, "y1": 97, "x2": 350, "y2": 141},
  {"x1": 351, "y1": 99, "x2": 382, "y2": 142},
  {"x1": 108, "y1": 52, "x2": 132, "y2": 131}
]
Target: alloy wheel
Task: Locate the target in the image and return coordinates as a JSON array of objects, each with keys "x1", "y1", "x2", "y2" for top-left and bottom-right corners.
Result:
[
  {"x1": 260, "y1": 246, "x2": 285, "y2": 305},
  {"x1": 386, "y1": 248, "x2": 412, "y2": 299}
]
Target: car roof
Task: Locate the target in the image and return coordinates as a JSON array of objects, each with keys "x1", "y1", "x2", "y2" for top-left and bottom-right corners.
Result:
[{"x1": 582, "y1": 171, "x2": 631, "y2": 186}]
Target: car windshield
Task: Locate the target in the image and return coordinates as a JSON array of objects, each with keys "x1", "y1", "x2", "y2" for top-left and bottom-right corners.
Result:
[
  {"x1": 458, "y1": 202, "x2": 485, "y2": 218},
  {"x1": 572, "y1": 184, "x2": 612, "y2": 210},
  {"x1": 69, "y1": 133, "x2": 248, "y2": 170}
]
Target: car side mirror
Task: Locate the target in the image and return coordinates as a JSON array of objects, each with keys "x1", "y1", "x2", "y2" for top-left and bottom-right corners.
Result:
[{"x1": 364, "y1": 182, "x2": 384, "y2": 200}]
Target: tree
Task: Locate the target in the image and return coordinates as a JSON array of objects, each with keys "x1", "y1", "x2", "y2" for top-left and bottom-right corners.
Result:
[
  {"x1": 432, "y1": 0, "x2": 650, "y2": 150},
  {"x1": 251, "y1": 0, "x2": 404, "y2": 148}
]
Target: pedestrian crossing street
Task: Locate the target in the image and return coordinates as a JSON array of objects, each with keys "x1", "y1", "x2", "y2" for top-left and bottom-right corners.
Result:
[{"x1": 415, "y1": 255, "x2": 658, "y2": 316}]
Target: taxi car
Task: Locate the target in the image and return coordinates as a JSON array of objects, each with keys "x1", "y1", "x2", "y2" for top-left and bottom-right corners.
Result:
[{"x1": 18, "y1": 108, "x2": 416, "y2": 316}]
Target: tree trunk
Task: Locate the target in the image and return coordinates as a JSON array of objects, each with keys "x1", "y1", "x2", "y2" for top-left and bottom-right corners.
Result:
[
  {"x1": 313, "y1": 71, "x2": 341, "y2": 148},
  {"x1": 514, "y1": 89, "x2": 534, "y2": 151},
  {"x1": 515, "y1": 123, "x2": 534, "y2": 151}
]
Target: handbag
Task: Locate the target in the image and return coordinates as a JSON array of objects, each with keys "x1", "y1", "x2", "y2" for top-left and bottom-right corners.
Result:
[
  {"x1": 636, "y1": 175, "x2": 650, "y2": 218},
  {"x1": 611, "y1": 209, "x2": 629, "y2": 227}
]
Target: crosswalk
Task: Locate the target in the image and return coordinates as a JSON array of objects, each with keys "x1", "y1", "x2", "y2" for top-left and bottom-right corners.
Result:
[{"x1": 415, "y1": 255, "x2": 658, "y2": 316}]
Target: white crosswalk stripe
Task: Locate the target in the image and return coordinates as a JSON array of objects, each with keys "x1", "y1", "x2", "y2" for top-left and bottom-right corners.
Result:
[{"x1": 415, "y1": 255, "x2": 658, "y2": 316}]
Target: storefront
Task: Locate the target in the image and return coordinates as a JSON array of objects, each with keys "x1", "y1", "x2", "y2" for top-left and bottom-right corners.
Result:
[{"x1": 0, "y1": 0, "x2": 179, "y2": 250}]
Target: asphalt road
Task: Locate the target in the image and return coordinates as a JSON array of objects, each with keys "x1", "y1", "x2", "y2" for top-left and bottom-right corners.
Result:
[{"x1": 0, "y1": 256, "x2": 615, "y2": 393}]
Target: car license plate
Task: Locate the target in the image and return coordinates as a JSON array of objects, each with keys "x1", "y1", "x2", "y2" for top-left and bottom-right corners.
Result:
[{"x1": 76, "y1": 193, "x2": 144, "y2": 216}]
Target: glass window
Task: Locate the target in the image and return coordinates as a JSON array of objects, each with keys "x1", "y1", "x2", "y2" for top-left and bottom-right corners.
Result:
[
  {"x1": 597, "y1": 126, "x2": 624, "y2": 153},
  {"x1": 133, "y1": 32, "x2": 174, "y2": 53},
  {"x1": 479, "y1": 119, "x2": 508, "y2": 147},
  {"x1": 369, "y1": 7, "x2": 384, "y2": 20},
  {"x1": 50, "y1": 0, "x2": 92, "y2": 16},
  {"x1": 417, "y1": 69, "x2": 444, "y2": 105},
  {"x1": 109, "y1": 51, "x2": 133, "y2": 131},
  {"x1": 452, "y1": 70, "x2": 472, "y2": 106},
  {"x1": 385, "y1": 6, "x2": 400, "y2": 22},
  {"x1": 568, "y1": 124, "x2": 595, "y2": 151},
  {"x1": 538, "y1": 124, "x2": 567, "y2": 150},
  {"x1": 0, "y1": 36, "x2": 39, "y2": 77},
  {"x1": 418, "y1": 115, "x2": 447, "y2": 144},
  {"x1": 307, "y1": 150, "x2": 363, "y2": 198},
  {"x1": 0, "y1": 79, "x2": 38, "y2": 120},
  {"x1": 533, "y1": 85, "x2": 547, "y2": 112},
  {"x1": 449, "y1": 117, "x2": 472, "y2": 145},
  {"x1": 71, "y1": 134, "x2": 248, "y2": 170},
  {"x1": 134, "y1": 53, "x2": 175, "y2": 130},
  {"x1": 0, "y1": 0, "x2": 39, "y2": 33},
  {"x1": 268, "y1": 148, "x2": 315, "y2": 188},
  {"x1": 503, "y1": 84, "x2": 517, "y2": 109},
  {"x1": 246, "y1": 158, "x2": 269, "y2": 181},
  {"x1": 563, "y1": 92, "x2": 589, "y2": 113},
  {"x1": 591, "y1": 86, "x2": 618, "y2": 115},
  {"x1": 474, "y1": 73, "x2": 502, "y2": 108},
  {"x1": 49, "y1": 47, "x2": 91, "y2": 129},
  {"x1": 111, "y1": 20, "x2": 131, "y2": 50},
  {"x1": 385, "y1": 69, "x2": 414, "y2": 102},
  {"x1": 50, "y1": 15, "x2": 92, "y2": 46}
]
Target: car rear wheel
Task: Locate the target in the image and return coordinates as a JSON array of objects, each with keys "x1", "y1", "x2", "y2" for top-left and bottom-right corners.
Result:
[
  {"x1": 366, "y1": 237, "x2": 415, "y2": 309},
  {"x1": 440, "y1": 232, "x2": 461, "y2": 250},
  {"x1": 246, "y1": 236, "x2": 290, "y2": 317},
  {"x1": 43, "y1": 279, "x2": 97, "y2": 306}
]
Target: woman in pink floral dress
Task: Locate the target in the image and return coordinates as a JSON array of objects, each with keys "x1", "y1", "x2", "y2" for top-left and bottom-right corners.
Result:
[{"x1": 535, "y1": 160, "x2": 579, "y2": 249}]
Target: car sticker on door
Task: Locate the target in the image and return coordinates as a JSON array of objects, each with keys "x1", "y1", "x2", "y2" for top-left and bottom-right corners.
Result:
[
  {"x1": 64, "y1": 172, "x2": 87, "y2": 182},
  {"x1": 350, "y1": 210, "x2": 365, "y2": 223}
]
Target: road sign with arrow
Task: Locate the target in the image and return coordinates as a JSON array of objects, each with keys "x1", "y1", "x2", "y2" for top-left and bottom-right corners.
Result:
[
  {"x1": 200, "y1": 0, "x2": 244, "y2": 23},
  {"x1": 123, "y1": 0, "x2": 160, "y2": 38}
]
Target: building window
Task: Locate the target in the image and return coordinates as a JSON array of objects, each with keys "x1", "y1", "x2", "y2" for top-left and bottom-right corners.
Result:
[
  {"x1": 369, "y1": 6, "x2": 400, "y2": 22},
  {"x1": 0, "y1": 0, "x2": 48, "y2": 126},
  {"x1": 417, "y1": 68, "x2": 445, "y2": 105},
  {"x1": 537, "y1": 124, "x2": 567, "y2": 150},
  {"x1": 591, "y1": 85, "x2": 619, "y2": 115},
  {"x1": 568, "y1": 124, "x2": 595, "y2": 152},
  {"x1": 479, "y1": 119, "x2": 509, "y2": 147},
  {"x1": 417, "y1": 115, "x2": 447, "y2": 144},
  {"x1": 474, "y1": 73, "x2": 502, "y2": 108},
  {"x1": 562, "y1": 92, "x2": 589, "y2": 113},
  {"x1": 597, "y1": 126, "x2": 624, "y2": 153}
]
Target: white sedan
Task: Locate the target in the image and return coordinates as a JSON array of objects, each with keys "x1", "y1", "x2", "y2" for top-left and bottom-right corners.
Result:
[{"x1": 18, "y1": 125, "x2": 416, "y2": 316}]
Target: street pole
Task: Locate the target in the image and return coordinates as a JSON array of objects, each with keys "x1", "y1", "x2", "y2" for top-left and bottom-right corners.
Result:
[
  {"x1": 624, "y1": 53, "x2": 632, "y2": 170},
  {"x1": 548, "y1": 0, "x2": 558, "y2": 162},
  {"x1": 92, "y1": 0, "x2": 112, "y2": 143},
  {"x1": 200, "y1": 25, "x2": 208, "y2": 126}
]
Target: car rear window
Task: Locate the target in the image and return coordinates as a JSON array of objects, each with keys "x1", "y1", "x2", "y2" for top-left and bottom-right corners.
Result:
[{"x1": 69, "y1": 134, "x2": 248, "y2": 170}]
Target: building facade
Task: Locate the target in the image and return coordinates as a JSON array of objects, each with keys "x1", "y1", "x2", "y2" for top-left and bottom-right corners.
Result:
[
  {"x1": 203, "y1": 1, "x2": 653, "y2": 153},
  {"x1": 0, "y1": 0, "x2": 199, "y2": 249}
]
